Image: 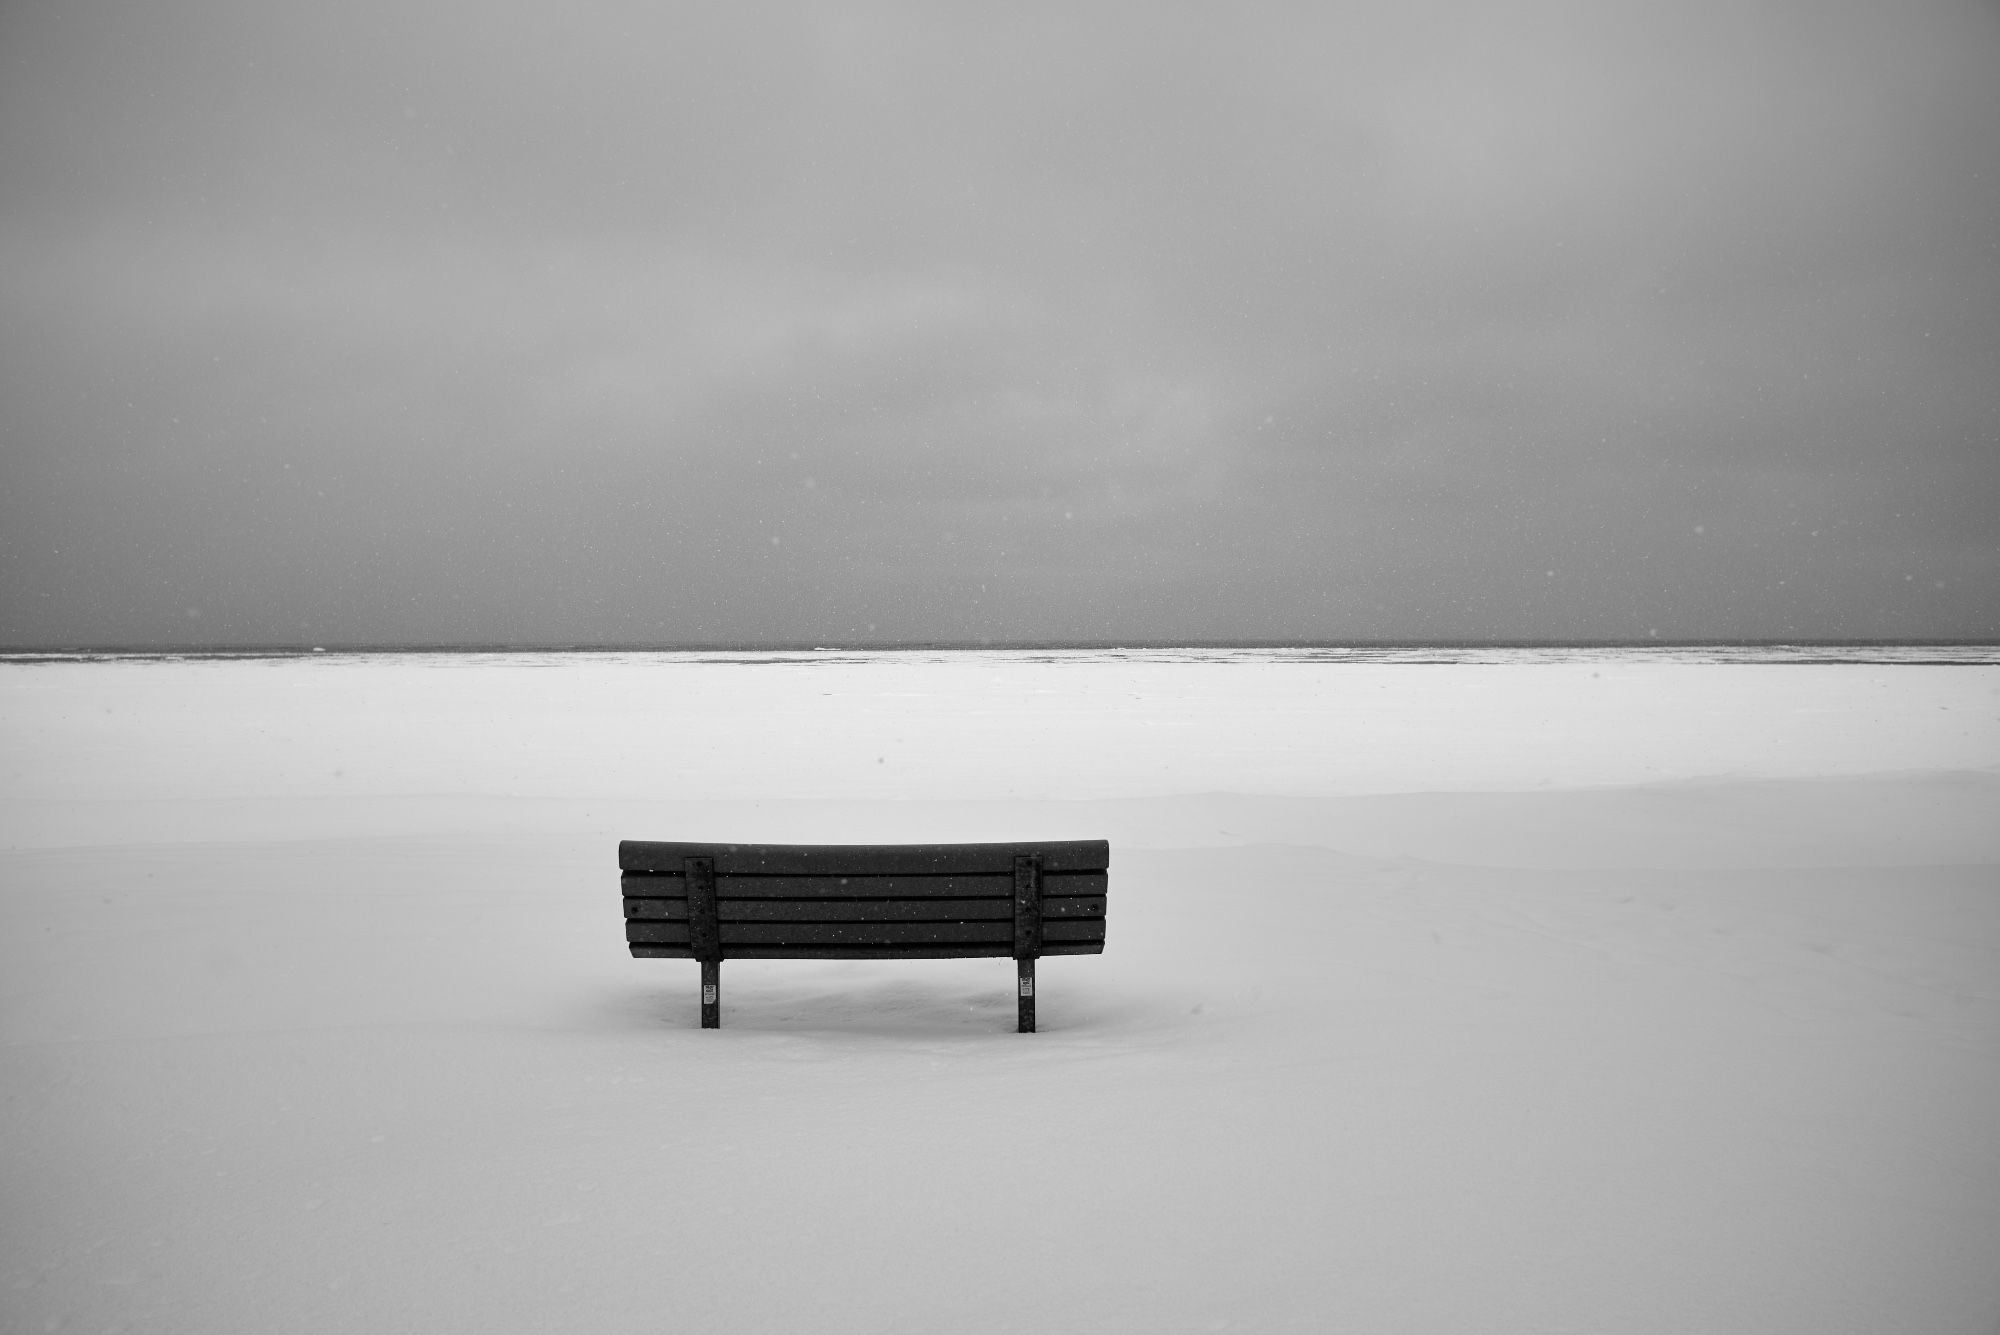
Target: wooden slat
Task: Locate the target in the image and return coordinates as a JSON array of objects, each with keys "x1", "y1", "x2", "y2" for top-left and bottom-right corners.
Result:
[
  {"x1": 630, "y1": 941, "x2": 1103, "y2": 960},
  {"x1": 1042, "y1": 895, "x2": 1104, "y2": 919},
  {"x1": 730, "y1": 922, "x2": 1011, "y2": 945},
  {"x1": 619, "y1": 840, "x2": 1109, "y2": 875},
  {"x1": 724, "y1": 873, "x2": 1012, "y2": 898},
  {"x1": 624, "y1": 898, "x2": 689, "y2": 919},
  {"x1": 620, "y1": 871, "x2": 1107, "y2": 900},
  {"x1": 629, "y1": 921, "x2": 1001, "y2": 946},
  {"x1": 629, "y1": 898, "x2": 999, "y2": 923},
  {"x1": 628, "y1": 919, "x2": 1103, "y2": 946},
  {"x1": 624, "y1": 895, "x2": 1107, "y2": 922}
]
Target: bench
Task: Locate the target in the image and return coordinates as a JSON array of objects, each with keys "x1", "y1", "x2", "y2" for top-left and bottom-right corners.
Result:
[{"x1": 620, "y1": 839, "x2": 1109, "y2": 1031}]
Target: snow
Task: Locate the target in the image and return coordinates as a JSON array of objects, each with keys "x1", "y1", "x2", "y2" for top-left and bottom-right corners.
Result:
[{"x1": 4, "y1": 651, "x2": 1998, "y2": 1333}]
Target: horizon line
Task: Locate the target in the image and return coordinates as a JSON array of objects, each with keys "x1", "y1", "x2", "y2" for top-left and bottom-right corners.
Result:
[{"x1": 6, "y1": 637, "x2": 2000, "y2": 658}]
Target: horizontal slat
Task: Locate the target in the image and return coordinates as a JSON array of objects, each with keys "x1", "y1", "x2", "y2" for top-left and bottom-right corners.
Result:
[
  {"x1": 725, "y1": 874, "x2": 1009, "y2": 898},
  {"x1": 1039, "y1": 895, "x2": 1104, "y2": 919},
  {"x1": 619, "y1": 840, "x2": 1109, "y2": 875},
  {"x1": 620, "y1": 871, "x2": 1107, "y2": 900},
  {"x1": 624, "y1": 895, "x2": 1107, "y2": 923},
  {"x1": 627, "y1": 898, "x2": 1004, "y2": 923},
  {"x1": 627, "y1": 919, "x2": 1105, "y2": 947},
  {"x1": 630, "y1": 941, "x2": 1104, "y2": 960},
  {"x1": 633, "y1": 922, "x2": 1004, "y2": 946}
]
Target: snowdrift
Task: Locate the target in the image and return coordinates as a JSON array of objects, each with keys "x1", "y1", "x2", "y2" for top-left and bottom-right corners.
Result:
[{"x1": 4, "y1": 652, "x2": 1997, "y2": 1333}]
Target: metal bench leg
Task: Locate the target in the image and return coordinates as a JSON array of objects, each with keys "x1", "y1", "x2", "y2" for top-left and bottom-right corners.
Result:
[
  {"x1": 701, "y1": 959, "x2": 720, "y2": 1029},
  {"x1": 1017, "y1": 956, "x2": 1036, "y2": 1033}
]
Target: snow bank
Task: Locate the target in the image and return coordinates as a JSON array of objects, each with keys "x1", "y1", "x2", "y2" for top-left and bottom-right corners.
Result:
[{"x1": 3, "y1": 654, "x2": 1997, "y2": 1333}]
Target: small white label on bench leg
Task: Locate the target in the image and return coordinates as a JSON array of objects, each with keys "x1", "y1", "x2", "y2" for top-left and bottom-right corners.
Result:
[
  {"x1": 703, "y1": 985, "x2": 718, "y2": 1005},
  {"x1": 1019, "y1": 977, "x2": 1034, "y2": 997}
]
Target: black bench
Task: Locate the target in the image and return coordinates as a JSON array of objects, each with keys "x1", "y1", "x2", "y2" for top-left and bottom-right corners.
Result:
[{"x1": 620, "y1": 839, "x2": 1109, "y2": 1031}]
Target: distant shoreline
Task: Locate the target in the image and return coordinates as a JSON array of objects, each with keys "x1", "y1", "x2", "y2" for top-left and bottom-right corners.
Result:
[{"x1": 6, "y1": 641, "x2": 1999, "y2": 666}]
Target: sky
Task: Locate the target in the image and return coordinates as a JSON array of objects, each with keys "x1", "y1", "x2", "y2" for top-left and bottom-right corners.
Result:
[{"x1": 2, "y1": 1, "x2": 1996, "y2": 647}]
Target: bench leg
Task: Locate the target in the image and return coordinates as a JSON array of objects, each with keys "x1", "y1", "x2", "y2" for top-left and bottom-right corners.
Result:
[
  {"x1": 1017, "y1": 956, "x2": 1036, "y2": 1033},
  {"x1": 700, "y1": 959, "x2": 720, "y2": 1029}
]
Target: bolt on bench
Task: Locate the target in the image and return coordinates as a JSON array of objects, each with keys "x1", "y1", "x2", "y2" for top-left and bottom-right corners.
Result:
[{"x1": 620, "y1": 840, "x2": 1109, "y2": 1031}]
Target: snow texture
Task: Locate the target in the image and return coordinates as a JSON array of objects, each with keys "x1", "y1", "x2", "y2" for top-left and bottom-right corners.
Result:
[{"x1": 4, "y1": 651, "x2": 1998, "y2": 1334}]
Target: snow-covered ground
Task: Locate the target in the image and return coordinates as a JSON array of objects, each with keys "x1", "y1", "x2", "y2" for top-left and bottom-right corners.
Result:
[{"x1": 4, "y1": 652, "x2": 1998, "y2": 1333}]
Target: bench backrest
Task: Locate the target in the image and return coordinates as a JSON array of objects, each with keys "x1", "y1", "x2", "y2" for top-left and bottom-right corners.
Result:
[{"x1": 620, "y1": 840, "x2": 1109, "y2": 960}]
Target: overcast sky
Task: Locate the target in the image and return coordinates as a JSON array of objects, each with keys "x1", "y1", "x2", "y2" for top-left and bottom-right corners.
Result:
[{"x1": 3, "y1": 1, "x2": 1996, "y2": 646}]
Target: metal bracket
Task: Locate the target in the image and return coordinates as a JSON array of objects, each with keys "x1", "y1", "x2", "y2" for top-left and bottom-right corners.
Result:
[
  {"x1": 1013, "y1": 853, "x2": 1042, "y2": 957},
  {"x1": 1014, "y1": 854, "x2": 1041, "y2": 1033},
  {"x1": 686, "y1": 856, "x2": 719, "y2": 960}
]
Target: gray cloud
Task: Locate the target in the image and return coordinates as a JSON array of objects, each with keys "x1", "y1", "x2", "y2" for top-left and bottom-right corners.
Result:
[{"x1": 3, "y1": 0, "x2": 1996, "y2": 645}]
